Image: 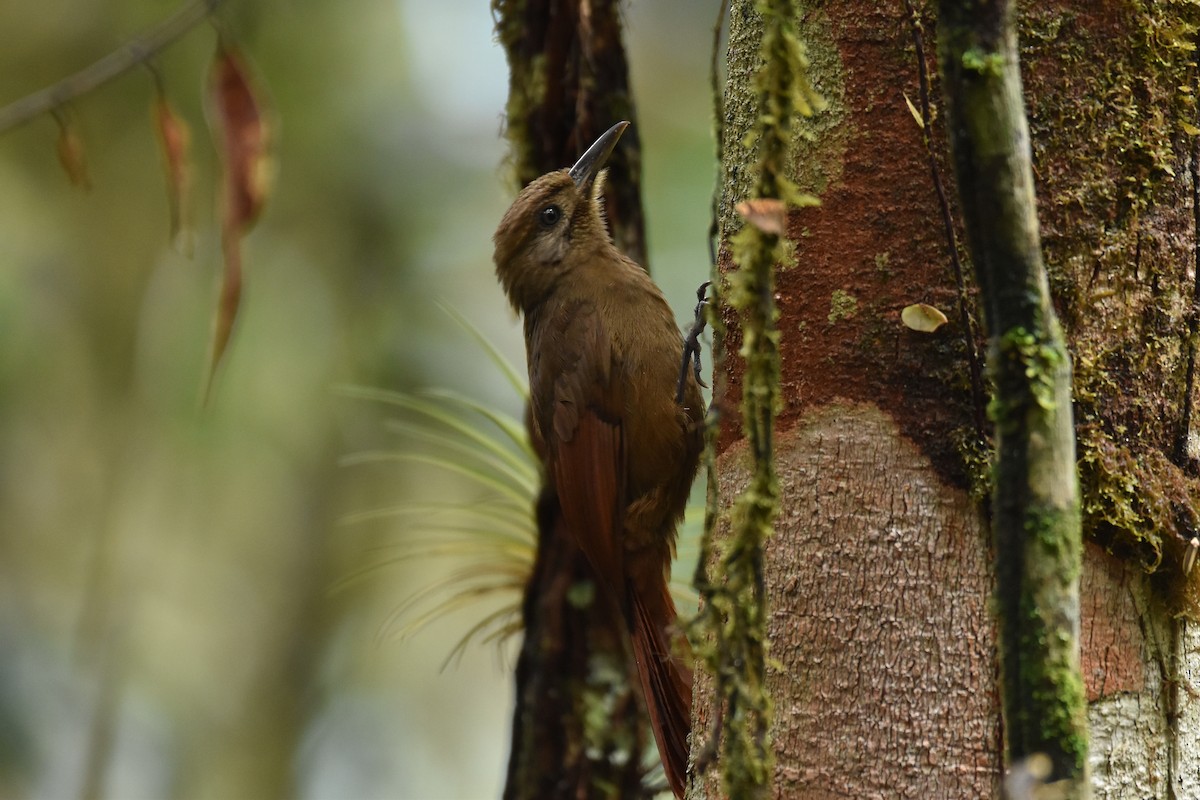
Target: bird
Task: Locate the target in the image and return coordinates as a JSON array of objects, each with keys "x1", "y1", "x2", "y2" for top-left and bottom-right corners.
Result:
[{"x1": 493, "y1": 121, "x2": 704, "y2": 797}]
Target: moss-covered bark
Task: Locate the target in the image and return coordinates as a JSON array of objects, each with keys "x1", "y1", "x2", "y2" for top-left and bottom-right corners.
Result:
[
  {"x1": 1018, "y1": 1, "x2": 1200, "y2": 612},
  {"x1": 938, "y1": 0, "x2": 1089, "y2": 793},
  {"x1": 504, "y1": 491, "x2": 646, "y2": 800}
]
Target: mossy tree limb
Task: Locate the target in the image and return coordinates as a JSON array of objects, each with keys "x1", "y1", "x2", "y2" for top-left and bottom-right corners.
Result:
[{"x1": 937, "y1": 1, "x2": 1089, "y2": 794}]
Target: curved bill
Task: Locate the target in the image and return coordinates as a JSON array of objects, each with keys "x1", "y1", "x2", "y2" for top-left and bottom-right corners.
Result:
[{"x1": 568, "y1": 121, "x2": 630, "y2": 188}]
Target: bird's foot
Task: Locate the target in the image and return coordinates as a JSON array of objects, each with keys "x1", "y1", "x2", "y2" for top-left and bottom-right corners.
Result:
[{"x1": 676, "y1": 281, "x2": 712, "y2": 404}]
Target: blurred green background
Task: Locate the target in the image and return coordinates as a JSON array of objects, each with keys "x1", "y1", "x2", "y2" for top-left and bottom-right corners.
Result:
[{"x1": 0, "y1": 1, "x2": 714, "y2": 797}]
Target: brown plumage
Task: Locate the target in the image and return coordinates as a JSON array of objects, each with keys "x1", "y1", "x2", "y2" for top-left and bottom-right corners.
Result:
[{"x1": 494, "y1": 122, "x2": 703, "y2": 797}]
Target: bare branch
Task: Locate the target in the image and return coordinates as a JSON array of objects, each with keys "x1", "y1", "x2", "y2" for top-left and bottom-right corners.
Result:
[{"x1": 0, "y1": 0, "x2": 222, "y2": 134}]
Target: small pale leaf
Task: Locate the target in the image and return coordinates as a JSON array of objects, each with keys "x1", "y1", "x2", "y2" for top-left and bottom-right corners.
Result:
[
  {"x1": 1183, "y1": 121, "x2": 1200, "y2": 136},
  {"x1": 903, "y1": 92, "x2": 924, "y2": 130},
  {"x1": 901, "y1": 303, "x2": 949, "y2": 332}
]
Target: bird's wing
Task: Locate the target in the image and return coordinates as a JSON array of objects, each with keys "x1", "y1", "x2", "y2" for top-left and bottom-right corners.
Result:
[{"x1": 548, "y1": 313, "x2": 627, "y2": 600}]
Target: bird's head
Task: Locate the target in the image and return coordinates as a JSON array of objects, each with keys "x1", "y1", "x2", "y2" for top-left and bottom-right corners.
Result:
[{"x1": 493, "y1": 121, "x2": 628, "y2": 313}]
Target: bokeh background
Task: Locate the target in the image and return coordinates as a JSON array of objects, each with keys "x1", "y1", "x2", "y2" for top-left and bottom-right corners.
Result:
[{"x1": 0, "y1": 1, "x2": 715, "y2": 797}]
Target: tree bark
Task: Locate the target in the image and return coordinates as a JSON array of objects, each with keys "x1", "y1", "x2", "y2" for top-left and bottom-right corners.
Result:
[
  {"x1": 695, "y1": 407, "x2": 998, "y2": 798},
  {"x1": 694, "y1": 1, "x2": 1200, "y2": 797}
]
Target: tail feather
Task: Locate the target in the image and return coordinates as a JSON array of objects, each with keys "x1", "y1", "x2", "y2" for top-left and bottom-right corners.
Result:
[{"x1": 631, "y1": 581, "x2": 693, "y2": 798}]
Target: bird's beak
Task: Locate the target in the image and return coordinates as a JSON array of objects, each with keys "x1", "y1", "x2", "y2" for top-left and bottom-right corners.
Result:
[{"x1": 568, "y1": 121, "x2": 629, "y2": 189}]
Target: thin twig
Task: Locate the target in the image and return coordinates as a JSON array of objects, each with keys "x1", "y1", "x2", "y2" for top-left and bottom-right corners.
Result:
[
  {"x1": 902, "y1": 0, "x2": 987, "y2": 438},
  {"x1": 0, "y1": 0, "x2": 222, "y2": 134}
]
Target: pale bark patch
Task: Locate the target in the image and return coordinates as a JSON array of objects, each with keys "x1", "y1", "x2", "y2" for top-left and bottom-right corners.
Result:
[{"x1": 694, "y1": 402, "x2": 999, "y2": 799}]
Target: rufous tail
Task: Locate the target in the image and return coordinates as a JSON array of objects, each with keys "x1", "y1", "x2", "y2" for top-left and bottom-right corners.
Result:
[{"x1": 630, "y1": 579, "x2": 693, "y2": 798}]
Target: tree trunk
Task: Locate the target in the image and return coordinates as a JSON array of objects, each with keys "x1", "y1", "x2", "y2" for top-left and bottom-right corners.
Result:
[{"x1": 694, "y1": 1, "x2": 1200, "y2": 797}]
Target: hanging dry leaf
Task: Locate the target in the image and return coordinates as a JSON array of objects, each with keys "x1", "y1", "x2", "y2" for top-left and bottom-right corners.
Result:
[
  {"x1": 206, "y1": 234, "x2": 244, "y2": 404},
  {"x1": 901, "y1": 303, "x2": 948, "y2": 332},
  {"x1": 1185, "y1": 537, "x2": 1199, "y2": 576},
  {"x1": 211, "y1": 41, "x2": 272, "y2": 229},
  {"x1": 204, "y1": 39, "x2": 273, "y2": 402},
  {"x1": 152, "y1": 91, "x2": 193, "y2": 251},
  {"x1": 55, "y1": 113, "x2": 90, "y2": 190},
  {"x1": 736, "y1": 198, "x2": 786, "y2": 235}
]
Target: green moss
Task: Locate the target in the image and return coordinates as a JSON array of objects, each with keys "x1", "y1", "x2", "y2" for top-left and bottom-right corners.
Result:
[
  {"x1": 786, "y1": 8, "x2": 848, "y2": 195},
  {"x1": 1008, "y1": 581, "x2": 1089, "y2": 773},
  {"x1": 1021, "y1": 1, "x2": 1196, "y2": 304},
  {"x1": 955, "y1": 425, "x2": 994, "y2": 504},
  {"x1": 1027, "y1": 505, "x2": 1083, "y2": 583},
  {"x1": 873, "y1": 250, "x2": 892, "y2": 279},
  {"x1": 491, "y1": 0, "x2": 541, "y2": 188},
  {"x1": 1015, "y1": 0, "x2": 1200, "y2": 606},
  {"x1": 577, "y1": 652, "x2": 639, "y2": 796},
  {"x1": 567, "y1": 580, "x2": 596, "y2": 609},
  {"x1": 961, "y1": 47, "x2": 1005, "y2": 77},
  {"x1": 1075, "y1": 428, "x2": 1200, "y2": 575},
  {"x1": 989, "y1": 507, "x2": 1088, "y2": 774},
  {"x1": 987, "y1": 326, "x2": 1064, "y2": 434},
  {"x1": 827, "y1": 289, "x2": 858, "y2": 324}
]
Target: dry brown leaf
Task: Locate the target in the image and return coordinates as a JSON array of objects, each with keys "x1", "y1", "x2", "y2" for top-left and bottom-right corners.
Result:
[
  {"x1": 900, "y1": 303, "x2": 949, "y2": 332},
  {"x1": 204, "y1": 39, "x2": 273, "y2": 403},
  {"x1": 206, "y1": 234, "x2": 244, "y2": 405},
  {"x1": 55, "y1": 114, "x2": 90, "y2": 190},
  {"x1": 211, "y1": 41, "x2": 272, "y2": 229},
  {"x1": 736, "y1": 198, "x2": 786, "y2": 235},
  {"x1": 152, "y1": 91, "x2": 192, "y2": 251}
]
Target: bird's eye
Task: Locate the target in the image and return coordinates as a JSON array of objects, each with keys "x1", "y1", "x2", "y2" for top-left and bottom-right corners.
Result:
[{"x1": 538, "y1": 205, "x2": 562, "y2": 228}]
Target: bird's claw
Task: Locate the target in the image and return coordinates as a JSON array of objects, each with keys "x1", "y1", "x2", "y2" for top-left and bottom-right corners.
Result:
[{"x1": 676, "y1": 281, "x2": 712, "y2": 403}]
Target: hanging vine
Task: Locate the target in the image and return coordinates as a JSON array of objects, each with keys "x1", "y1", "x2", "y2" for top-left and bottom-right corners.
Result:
[{"x1": 691, "y1": 0, "x2": 822, "y2": 796}]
